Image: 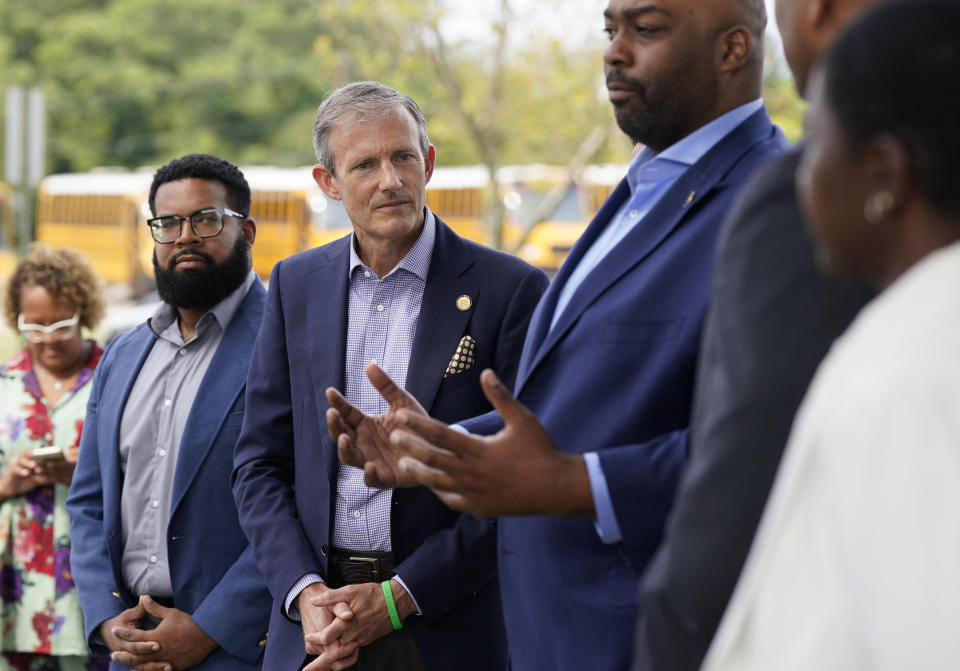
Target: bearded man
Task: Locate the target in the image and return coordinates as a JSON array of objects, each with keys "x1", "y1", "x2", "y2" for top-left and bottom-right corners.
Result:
[{"x1": 67, "y1": 153, "x2": 272, "y2": 670}]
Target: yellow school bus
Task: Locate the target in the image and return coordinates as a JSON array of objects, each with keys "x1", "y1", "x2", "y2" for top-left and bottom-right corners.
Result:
[
  {"x1": 33, "y1": 163, "x2": 626, "y2": 294},
  {"x1": 34, "y1": 168, "x2": 350, "y2": 295},
  {"x1": 496, "y1": 164, "x2": 626, "y2": 273},
  {"x1": 35, "y1": 171, "x2": 155, "y2": 296},
  {"x1": 0, "y1": 181, "x2": 17, "y2": 277}
]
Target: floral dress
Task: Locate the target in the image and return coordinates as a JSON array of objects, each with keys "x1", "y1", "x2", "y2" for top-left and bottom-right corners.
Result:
[{"x1": 0, "y1": 346, "x2": 107, "y2": 671}]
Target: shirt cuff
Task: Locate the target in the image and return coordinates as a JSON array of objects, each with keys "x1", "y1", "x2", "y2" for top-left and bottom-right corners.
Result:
[
  {"x1": 391, "y1": 574, "x2": 422, "y2": 616},
  {"x1": 449, "y1": 423, "x2": 469, "y2": 435},
  {"x1": 284, "y1": 573, "x2": 324, "y2": 621},
  {"x1": 584, "y1": 452, "x2": 623, "y2": 544}
]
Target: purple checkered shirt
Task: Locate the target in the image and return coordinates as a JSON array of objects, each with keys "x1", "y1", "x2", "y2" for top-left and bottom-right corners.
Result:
[
  {"x1": 333, "y1": 212, "x2": 435, "y2": 550},
  {"x1": 285, "y1": 211, "x2": 435, "y2": 619}
]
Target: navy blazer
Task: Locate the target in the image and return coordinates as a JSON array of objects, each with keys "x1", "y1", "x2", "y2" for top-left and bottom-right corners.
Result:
[
  {"x1": 231, "y1": 218, "x2": 548, "y2": 671},
  {"x1": 461, "y1": 109, "x2": 788, "y2": 671},
  {"x1": 67, "y1": 282, "x2": 272, "y2": 670}
]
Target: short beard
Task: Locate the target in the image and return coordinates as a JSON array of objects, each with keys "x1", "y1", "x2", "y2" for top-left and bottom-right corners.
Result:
[{"x1": 153, "y1": 236, "x2": 251, "y2": 310}]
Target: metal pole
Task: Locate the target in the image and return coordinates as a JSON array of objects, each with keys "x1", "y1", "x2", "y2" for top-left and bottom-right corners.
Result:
[
  {"x1": 4, "y1": 87, "x2": 25, "y2": 188},
  {"x1": 26, "y1": 88, "x2": 45, "y2": 189}
]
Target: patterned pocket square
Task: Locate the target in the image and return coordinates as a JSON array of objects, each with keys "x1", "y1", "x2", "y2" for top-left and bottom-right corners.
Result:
[{"x1": 444, "y1": 335, "x2": 476, "y2": 378}]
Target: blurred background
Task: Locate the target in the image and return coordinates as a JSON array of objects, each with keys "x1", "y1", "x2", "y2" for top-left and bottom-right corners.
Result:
[{"x1": 0, "y1": 0, "x2": 803, "y2": 356}]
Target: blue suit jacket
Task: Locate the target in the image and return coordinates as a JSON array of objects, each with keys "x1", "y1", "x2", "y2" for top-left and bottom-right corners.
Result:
[
  {"x1": 67, "y1": 282, "x2": 272, "y2": 670},
  {"x1": 461, "y1": 109, "x2": 788, "y2": 671},
  {"x1": 231, "y1": 218, "x2": 548, "y2": 671}
]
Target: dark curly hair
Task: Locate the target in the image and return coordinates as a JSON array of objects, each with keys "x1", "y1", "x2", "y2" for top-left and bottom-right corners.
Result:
[
  {"x1": 148, "y1": 153, "x2": 251, "y2": 217},
  {"x1": 4, "y1": 243, "x2": 106, "y2": 331}
]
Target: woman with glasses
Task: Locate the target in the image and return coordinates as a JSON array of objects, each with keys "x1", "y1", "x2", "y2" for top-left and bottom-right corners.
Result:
[{"x1": 0, "y1": 244, "x2": 107, "y2": 671}]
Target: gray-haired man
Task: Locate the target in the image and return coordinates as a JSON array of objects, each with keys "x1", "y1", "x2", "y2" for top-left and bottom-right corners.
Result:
[{"x1": 232, "y1": 82, "x2": 548, "y2": 670}]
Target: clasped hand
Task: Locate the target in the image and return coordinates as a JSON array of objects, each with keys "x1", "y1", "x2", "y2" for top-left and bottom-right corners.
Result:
[
  {"x1": 299, "y1": 580, "x2": 413, "y2": 671},
  {"x1": 101, "y1": 595, "x2": 217, "y2": 671}
]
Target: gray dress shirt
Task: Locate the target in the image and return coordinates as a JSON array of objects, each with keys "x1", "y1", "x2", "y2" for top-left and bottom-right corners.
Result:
[{"x1": 119, "y1": 271, "x2": 257, "y2": 598}]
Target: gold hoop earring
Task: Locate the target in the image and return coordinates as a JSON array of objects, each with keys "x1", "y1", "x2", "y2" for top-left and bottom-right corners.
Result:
[{"x1": 864, "y1": 191, "x2": 895, "y2": 224}]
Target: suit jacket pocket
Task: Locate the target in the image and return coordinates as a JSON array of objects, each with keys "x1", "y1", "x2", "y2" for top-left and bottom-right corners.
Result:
[{"x1": 435, "y1": 361, "x2": 482, "y2": 397}]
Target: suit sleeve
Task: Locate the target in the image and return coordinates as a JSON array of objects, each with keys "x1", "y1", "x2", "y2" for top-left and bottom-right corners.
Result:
[
  {"x1": 66, "y1": 342, "x2": 125, "y2": 656},
  {"x1": 190, "y1": 544, "x2": 272, "y2": 663},
  {"x1": 232, "y1": 260, "x2": 323, "y2": 617},
  {"x1": 392, "y1": 263, "x2": 548, "y2": 619},
  {"x1": 458, "y1": 409, "x2": 504, "y2": 436},
  {"x1": 595, "y1": 430, "x2": 688, "y2": 566}
]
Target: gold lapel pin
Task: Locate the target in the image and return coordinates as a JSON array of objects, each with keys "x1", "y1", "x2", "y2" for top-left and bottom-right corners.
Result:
[
  {"x1": 456, "y1": 295, "x2": 472, "y2": 311},
  {"x1": 682, "y1": 191, "x2": 696, "y2": 209}
]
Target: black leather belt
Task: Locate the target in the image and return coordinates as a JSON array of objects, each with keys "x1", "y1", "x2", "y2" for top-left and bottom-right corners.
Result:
[{"x1": 328, "y1": 547, "x2": 395, "y2": 587}]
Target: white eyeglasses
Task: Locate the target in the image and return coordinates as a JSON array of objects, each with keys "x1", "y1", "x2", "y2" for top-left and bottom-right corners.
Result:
[{"x1": 17, "y1": 313, "x2": 80, "y2": 343}]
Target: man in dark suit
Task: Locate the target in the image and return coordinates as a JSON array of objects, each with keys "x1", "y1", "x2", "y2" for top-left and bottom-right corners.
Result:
[
  {"x1": 67, "y1": 154, "x2": 272, "y2": 670},
  {"x1": 231, "y1": 82, "x2": 547, "y2": 671},
  {"x1": 326, "y1": 1, "x2": 787, "y2": 669},
  {"x1": 631, "y1": 0, "x2": 881, "y2": 668}
]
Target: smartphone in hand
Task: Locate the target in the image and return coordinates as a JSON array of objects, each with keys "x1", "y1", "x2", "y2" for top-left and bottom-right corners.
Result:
[{"x1": 30, "y1": 446, "x2": 65, "y2": 462}]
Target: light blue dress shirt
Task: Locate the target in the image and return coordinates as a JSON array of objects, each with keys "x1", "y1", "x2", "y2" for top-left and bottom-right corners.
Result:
[{"x1": 575, "y1": 100, "x2": 764, "y2": 544}]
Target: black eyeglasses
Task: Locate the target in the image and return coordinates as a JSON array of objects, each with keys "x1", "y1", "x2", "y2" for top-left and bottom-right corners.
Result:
[{"x1": 147, "y1": 207, "x2": 245, "y2": 244}]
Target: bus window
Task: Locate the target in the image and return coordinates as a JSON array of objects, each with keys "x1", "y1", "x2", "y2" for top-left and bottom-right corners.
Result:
[{"x1": 307, "y1": 191, "x2": 352, "y2": 248}]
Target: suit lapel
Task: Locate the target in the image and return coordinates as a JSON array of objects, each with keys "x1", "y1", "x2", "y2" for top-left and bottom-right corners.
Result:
[
  {"x1": 517, "y1": 109, "x2": 777, "y2": 391},
  {"x1": 514, "y1": 180, "x2": 631, "y2": 390},
  {"x1": 304, "y1": 238, "x2": 351, "y2": 484},
  {"x1": 406, "y1": 218, "x2": 477, "y2": 412},
  {"x1": 170, "y1": 282, "x2": 266, "y2": 512},
  {"x1": 102, "y1": 329, "x2": 156, "y2": 542}
]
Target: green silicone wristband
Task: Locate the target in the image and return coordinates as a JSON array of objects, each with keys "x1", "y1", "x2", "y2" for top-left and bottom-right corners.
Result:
[{"x1": 381, "y1": 580, "x2": 403, "y2": 630}]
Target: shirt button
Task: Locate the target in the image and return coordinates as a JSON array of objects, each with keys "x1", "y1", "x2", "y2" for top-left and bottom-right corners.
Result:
[
  {"x1": 163, "y1": 399, "x2": 172, "y2": 407},
  {"x1": 353, "y1": 510, "x2": 361, "y2": 519},
  {"x1": 364, "y1": 271, "x2": 371, "y2": 278},
  {"x1": 149, "y1": 555, "x2": 158, "y2": 564},
  {"x1": 377, "y1": 304, "x2": 384, "y2": 312},
  {"x1": 629, "y1": 209, "x2": 640, "y2": 218},
  {"x1": 152, "y1": 500, "x2": 159, "y2": 508},
  {"x1": 370, "y1": 358, "x2": 378, "y2": 366},
  {"x1": 158, "y1": 449, "x2": 167, "y2": 457},
  {"x1": 178, "y1": 349, "x2": 186, "y2": 357}
]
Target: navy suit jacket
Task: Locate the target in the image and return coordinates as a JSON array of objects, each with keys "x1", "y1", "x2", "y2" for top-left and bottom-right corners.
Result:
[
  {"x1": 461, "y1": 109, "x2": 788, "y2": 671},
  {"x1": 66, "y1": 282, "x2": 272, "y2": 670},
  {"x1": 231, "y1": 218, "x2": 548, "y2": 671}
]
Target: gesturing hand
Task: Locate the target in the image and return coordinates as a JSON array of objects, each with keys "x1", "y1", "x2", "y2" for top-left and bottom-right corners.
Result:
[
  {"x1": 391, "y1": 369, "x2": 594, "y2": 518},
  {"x1": 326, "y1": 362, "x2": 430, "y2": 489}
]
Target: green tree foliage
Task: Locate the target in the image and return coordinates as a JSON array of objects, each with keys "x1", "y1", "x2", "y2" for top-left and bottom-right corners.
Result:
[
  {"x1": 0, "y1": 0, "x2": 803, "y2": 177},
  {"x1": 1, "y1": 0, "x2": 337, "y2": 171},
  {"x1": 762, "y1": 50, "x2": 807, "y2": 142}
]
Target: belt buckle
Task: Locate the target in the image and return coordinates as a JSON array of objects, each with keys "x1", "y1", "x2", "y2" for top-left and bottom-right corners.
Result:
[{"x1": 349, "y1": 556, "x2": 380, "y2": 582}]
